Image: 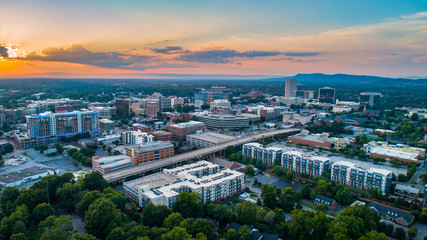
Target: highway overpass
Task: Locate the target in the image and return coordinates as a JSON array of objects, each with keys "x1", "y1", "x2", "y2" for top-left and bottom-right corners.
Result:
[{"x1": 103, "y1": 128, "x2": 301, "y2": 183}]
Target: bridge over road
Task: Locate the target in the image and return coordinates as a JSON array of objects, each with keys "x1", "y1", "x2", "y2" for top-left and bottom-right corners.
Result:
[{"x1": 103, "y1": 128, "x2": 301, "y2": 183}]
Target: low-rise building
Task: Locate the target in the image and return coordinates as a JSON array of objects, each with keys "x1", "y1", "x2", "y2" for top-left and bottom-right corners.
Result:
[
  {"x1": 287, "y1": 132, "x2": 332, "y2": 148},
  {"x1": 133, "y1": 123, "x2": 151, "y2": 133},
  {"x1": 151, "y1": 131, "x2": 173, "y2": 141},
  {"x1": 313, "y1": 194, "x2": 337, "y2": 210},
  {"x1": 125, "y1": 141, "x2": 174, "y2": 164},
  {"x1": 394, "y1": 184, "x2": 420, "y2": 201},
  {"x1": 186, "y1": 131, "x2": 236, "y2": 148},
  {"x1": 210, "y1": 99, "x2": 231, "y2": 114},
  {"x1": 369, "y1": 202, "x2": 415, "y2": 226},
  {"x1": 123, "y1": 161, "x2": 245, "y2": 208},
  {"x1": 0, "y1": 166, "x2": 55, "y2": 187},
  {"x1": 363, "y1": 141, "x2": 425, "y2": 164},
  {"x1": 92, "y1": 155, "x2": 133, "y2": 175},
  {"x1": 167, "y1": 121, "x2": 206, "y2": 140}
]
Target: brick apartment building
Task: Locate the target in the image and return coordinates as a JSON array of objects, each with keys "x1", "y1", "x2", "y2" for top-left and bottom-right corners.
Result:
[
  {"x1": 166, "y1": 121, "x2": 206, "y2": 140},
  {"x1": 125, "y1": 141, "x2": 174, "y2": 164},
  {"x1": 151, "y1": 131, "x2": 173, "y2": 141}
]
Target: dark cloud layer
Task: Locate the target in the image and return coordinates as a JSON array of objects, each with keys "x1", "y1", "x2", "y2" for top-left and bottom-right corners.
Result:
[
  {"x1": 0, "y1": 44, "x2": 9, "y2": 58},
  {"x1": 22, "y1": 44, "x2": 148, "y2": 69},
  {"x1": 176, "y1": 49, "x2": 322, "y2": 63},
  {"x1": 151, "y1": 46, "x2": 184, "y2": 54}
]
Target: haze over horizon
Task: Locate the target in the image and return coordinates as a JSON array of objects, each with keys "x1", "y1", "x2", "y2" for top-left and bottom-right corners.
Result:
[{"x1": 1, "y1": 0, "x2": 427, "y2": 78}]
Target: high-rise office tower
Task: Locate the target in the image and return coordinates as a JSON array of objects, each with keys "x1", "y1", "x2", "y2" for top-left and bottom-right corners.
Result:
[
  {"x1": 285, "y1": 79, "x2": 297, "y2": 98},
  {"x1": 116, "y1": 99, "x2": 130, "y2": 117},
  {"x1": 318, "y1": 87, "x2": 336, "y2": 104},
  {"x1": 360, "y1": 92, "x2": 382, "y2": 109}
]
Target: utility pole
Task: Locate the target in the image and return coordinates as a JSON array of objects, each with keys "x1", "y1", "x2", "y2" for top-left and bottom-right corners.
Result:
[{"x1": 46, "y1": 180, "x2": 50, "y2": 205}]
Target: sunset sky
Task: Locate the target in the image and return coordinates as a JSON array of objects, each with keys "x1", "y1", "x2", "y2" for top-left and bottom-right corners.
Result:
[{"x1": 1, "y1": 0, "x2": 427, "y2": 78}]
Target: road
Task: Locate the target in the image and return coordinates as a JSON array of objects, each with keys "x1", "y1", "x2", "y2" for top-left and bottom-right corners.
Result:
[{"x1": 103, "y1": 128, "x2": 301, "y2": 182}]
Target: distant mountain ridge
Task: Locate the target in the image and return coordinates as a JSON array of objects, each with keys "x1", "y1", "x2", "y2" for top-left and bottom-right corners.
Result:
[{"x1": 262, "y1": 73, "x2": 427, "y2": 87}]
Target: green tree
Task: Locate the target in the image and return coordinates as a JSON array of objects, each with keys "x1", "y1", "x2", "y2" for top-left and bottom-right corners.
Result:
[
  {"x1": 83, "y1": 172, "x2": 109, "y2": 191},
  {"x1": 193, "y1": 219, "x2": 215, "y2": 240},
  {"x1": 206, "y1": 203, "x2": 233, "y2": 223},
  {"x1": 84, "y1": 198, "x2": 122, "y2": 239},
  {"x1": 32, "y1": 203, "x2": 55, "y2": 225},
  {"x1": 238, "y1": 226, "x2": 251, "y2": 240},
  {"x1": 301, "y1": 185, "x2": 312, "y2": 199},
  {"x1": 407, "y1": 226, "x2": 418, "y2": 239},
  {"x1": 225, "y1": 229, "x2": 239, "y2": 240},
  {"x1": 56, "y1": 182, "x2": 82, "y2": 211},
  {"x1": 107, "y1": 227, "x2": 125, "y2": 240},
  {"x1": 288, "y1": 209, "x2": 314, "y2": 240},
  {"x1": 261, "y1": 184, "x2": 277, "y2": 209},
  {"x1": 39, "y1": 216, "x2": 74, "y2": 240},
  {"x1": 312, "y1": 211, "x2": 328, "y2": 240},
  {"x1": 335, "y1": 187, "x2": 354, "y2": 205},
  {"x1": 161, "y1": 227, "x2": 191, "y2": 240},
  {"x1": 142, "y1": 202, "x2": 172, "y2": 227},
  {"x1": 235, "y1": 201, "x2": 257, "y2": 225},
  {"x1": 173, "y1": 192, "x2": 204, "y2": 218},
  {"x1": 103, "y1": 187, "x2": 127, "y2": 210},
  {"x1": 163, "y1": 212, "x2": 185, "y2": 229},
  {"x1": 10, "y1": 233, "x2": 27, "y2": 240},
  {"x1": 410, "y1": 113, "x2": 419, "y2": 121},
  {"x1": 394, "y1": 227, "x2": 406, "y2": 240},
  {"x1": 245, "y1": 165, "x2": 255, "y2": 176},
  {"x1": 358, "y1": 231, "x2": 387, "y2": 240},
  {"x1": 1, "y1": 187, "x2": 20, "y2": 216},
  {"x1": 70, "y1": 233, "x2": 98, "y2": 240},
  {"x1": 75, "y1": 190, "x2": 102, "y2": 218}
]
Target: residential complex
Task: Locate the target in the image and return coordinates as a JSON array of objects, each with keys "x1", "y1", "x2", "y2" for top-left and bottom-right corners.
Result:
[
  {"x1": 331, "y1": 161, "x2": 392, "y2": 193},
  {"x1": 123, "y1": 161, "x2": 245, "y2": 208},
  {"x1": 121, "y1": 130, "x2": 154, "y2": 145},
  {"x1": 186, "y1": 131, "x2": 236, "y2": 148},
  {"x1": 99, "y1": 119, "x2": 115, "y2": 134},
  {"x1": 242, "y1": 143, "x2": 283, "y2": 165},
  {"x1": 281, "y1": 152, "x2": 331, "y2": 177}
]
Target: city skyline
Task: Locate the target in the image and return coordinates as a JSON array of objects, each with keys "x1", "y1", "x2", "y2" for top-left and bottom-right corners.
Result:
[{"x1": 1, "y1": 0, "x2": 427, "y2": 78}]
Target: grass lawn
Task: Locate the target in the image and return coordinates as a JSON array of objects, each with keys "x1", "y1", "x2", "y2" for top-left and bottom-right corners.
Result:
[{"x1": 21, "y1": 152, "x2": 34, "y2": 160}]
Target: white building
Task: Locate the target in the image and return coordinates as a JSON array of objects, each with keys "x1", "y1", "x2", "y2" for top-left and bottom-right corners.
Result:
[
  {"x1": 331, "y1": 161, "x2": 392, "y2": 193},
  {"x1": 121, "y1": 130, "x2": 154, "y2": 145},
  {"x1": 281, "y1": 151, "x2": 330, "y2": 177},
  {"x1": 242, "y1": 143, "x2": 283, "y2": 165},
  {"x1": 210, "y1": 99, "x2": 231, "y2": 114},
  {"x1": 0, "y1": 167, "x2": 55, "y2": 187},
  {"x1": 186, "y1": 131, "x2": 236, "y2": 148},
  {"x1": 283, "y1": 113, "x2": 315, "y2": 125},
  {"x1": 123, "y1": 161, "x2": 244, "y2": 208}
]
